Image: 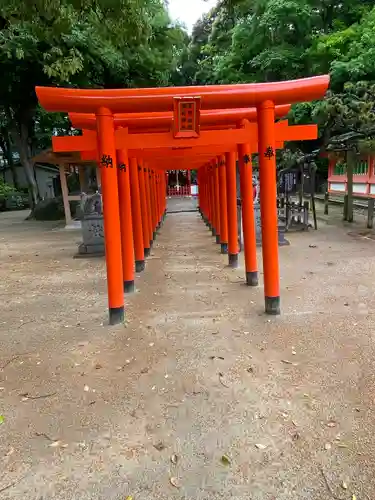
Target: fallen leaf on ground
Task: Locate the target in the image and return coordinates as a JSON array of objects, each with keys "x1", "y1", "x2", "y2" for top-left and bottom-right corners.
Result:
[
  {"x1": 153, "y1": 441, "x2": 165, "y2": 451},
  {"x1": 324, "y1": 443, "x2": 332, "y2": 450},
  {"x1": 327, "y1": 421, "x2": 336, "y2": 428},
  {"x1": 169, "y1": 477, "x2": 180, "y2": 488},
  {"x1": 221, "y1": 455, "x2": 231, "y2": 465},
  {"x1": 255, "y1": 444, "x2": 267, "y2": 450},
  {"x1": 0, "y1": 415, "x2": 4, "y2": 424},
  {"x1": 170, "y1": 454, "x2": 178, "y2": 465},
  {"x1": 281, "y1": 359, "x2": 293, "y2": 365},
  {"x1": 352, "y1": 495, "x2": 356, "y2": 500},
  {"x1": 125, "y1": 496, "x2": 133, "y2": 500},
  {"x1": 94, "y1": 364, "x2": 102, "y2": 370},
  {"x1": 83, "y1": 385, "x2": 90, "y2": 392},
  {"x1": 140, "y1": 368, "x2": 149, "y2": 374},
  {"x1": 49, "y1": 440, "x2": 68, "y2": 448},
  {"x1": 309, "y1": 244, "x2": 317, "y2": 248},
  {"x1": 342, "y1": 482, "x2": 348, "y2": 490},
  {"x1": 218, "y1": 372, "x2": 229, "y2": 388}
]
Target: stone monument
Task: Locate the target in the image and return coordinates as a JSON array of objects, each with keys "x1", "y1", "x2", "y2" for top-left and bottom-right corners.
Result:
[{"x1": 76, "y1": 190, "x2": 105, "y2": 257}]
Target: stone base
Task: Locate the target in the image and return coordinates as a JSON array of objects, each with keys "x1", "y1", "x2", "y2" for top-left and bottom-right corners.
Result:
[
  {"x1": 256, "y1": 227, "x2": 290, "y2": 247},
  {"x1": 74, "y1": 242, "x2": 105, "y2": 259}
]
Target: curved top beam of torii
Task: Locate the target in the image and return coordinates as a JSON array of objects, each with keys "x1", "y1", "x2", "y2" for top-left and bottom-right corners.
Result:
[
  {"x1": 68, "y1": 105, "x2": 292, "y2": 131},
  {"x1": 36, "y1": 75, "x2": 329, "y2": 114}
]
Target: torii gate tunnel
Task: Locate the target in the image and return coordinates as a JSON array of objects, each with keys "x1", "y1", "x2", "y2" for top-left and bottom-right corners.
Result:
[{"x1": 36, "y1": 76, "x2": 330, "y2": 324}]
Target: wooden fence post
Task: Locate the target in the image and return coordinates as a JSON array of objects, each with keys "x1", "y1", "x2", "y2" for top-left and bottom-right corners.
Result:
[
  {"x1": 367, "y1": 198, "x2": 374, "y2": 229},
  {"x1": 324, "y1": 191, "x2": 329, "y2": 215}
]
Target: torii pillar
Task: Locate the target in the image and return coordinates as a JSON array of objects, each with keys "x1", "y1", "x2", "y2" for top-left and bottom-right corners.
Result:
[
  {"x1": 96, "y1": 107, "x2": 124, "y2": 324},
  {"x1": 257, "y1": 101, "x2": 280, "y2": 315}
]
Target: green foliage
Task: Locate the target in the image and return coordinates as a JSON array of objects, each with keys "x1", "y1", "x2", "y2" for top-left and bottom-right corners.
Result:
[
  {"x1": 179, "y1": 0, "x2": 375, "y2": 165},
  {"x1": 0, "y1": 0, "x2": 187, "y2": 203},
  {"x1": 0, "y1": 178, "x2": 17, "y2": 196}
]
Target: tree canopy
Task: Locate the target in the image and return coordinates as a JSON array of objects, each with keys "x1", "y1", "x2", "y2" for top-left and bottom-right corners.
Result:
[
  {"x1": 0, "y1": 0, "x2": 186, "y2": 203},
  {"x1": 176, "y1": 0, "x2": 375, "y2": 166},
  {"x1": 1, "y1": 0, "x2": 375, "y2": 200}
]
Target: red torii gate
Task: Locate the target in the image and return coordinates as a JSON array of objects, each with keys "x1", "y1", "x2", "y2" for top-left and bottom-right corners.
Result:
[
  {"x1": 36, "y1": 76, "x2": 329, "y2": 324},
  {"x1": 52, "y1": 117, "x2": 317, "y2": 285}
]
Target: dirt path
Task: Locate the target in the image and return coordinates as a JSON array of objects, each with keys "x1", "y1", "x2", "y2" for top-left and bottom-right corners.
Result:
[{"x1": 0, "y1": 206, "x2": 375, "y2": 499}]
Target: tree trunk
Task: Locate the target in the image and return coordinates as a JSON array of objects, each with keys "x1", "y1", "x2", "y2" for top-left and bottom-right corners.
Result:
[
  {"x1": 11, "y1": 121, "x2": 39, "y2": 208},
  {"x1": 0, "y1": 130, "x2": 19, "y2": 189}
]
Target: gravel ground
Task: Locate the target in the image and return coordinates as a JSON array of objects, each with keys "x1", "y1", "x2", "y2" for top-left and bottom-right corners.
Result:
[{"x1": 0, "y1": 204, "x2": 375, "y2": 500}]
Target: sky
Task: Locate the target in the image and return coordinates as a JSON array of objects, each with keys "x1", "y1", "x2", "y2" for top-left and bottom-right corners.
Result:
[{"x1": 168, "y1": 0, "x2": 217, "y2": 33}]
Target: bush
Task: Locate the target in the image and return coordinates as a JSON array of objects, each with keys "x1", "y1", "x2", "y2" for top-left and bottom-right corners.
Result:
[
  {"x1": 0, "y1": 179, "x2": 16, "y2": 197},
  {"x1": 0, "y1": 179, "x2": 29, "y2": 211},
  {"x1": 32, "y1": 197, "x2": 65, "y2": 220},
  {"x1": 31, "y1": 196, "x2": 81, "y2": 221}
]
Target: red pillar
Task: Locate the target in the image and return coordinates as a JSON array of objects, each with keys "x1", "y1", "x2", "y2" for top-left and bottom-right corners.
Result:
[
  {"x1": 187, "y1": 170, "x2": 192, "y2": 196},
  {"x1": 96, "y1": 107, "x2": 124, "y2": 325},
  {"x1": 161, "y1": 171, "x2": 167, "y2": 218},
  {"x1": 166, "y1": 171, "x2": 170, "y2": 198},
  {"x1": 209, "y1": 164, "x2": 216, "y2": 235},
  {"x1": 238, "y1": 143, "x2": 258, "y2": 286},
  {"x1": 138, "y1": 159, "x2": 151, "y2": 257},
  {"x1": 204, "y1": 165, "x2": 211, "y2": 227},
  {"x1": 218, "y1": 154, "x2": 228, "y2": 254},
  {"x1": 203, "y1": 166, "x2": 210, "y2": 225},
  {"x1": 156, "y1": 171, "x2": 161, "y2": 223},
  {"x1": 225, "y1": 151, "x2": 239, "y2": 267},
  {"x1": 257, "y1": 100, "x2": 280, "y2": 315},
  {"x1": 150, "y1": 169, "x2": 157, "y2": 237},
  {"x1": 129, "y1": 157, "x2": 145, "y2": 272},
  {"x1": 117, "y1": 148, "x2": 135, "y2": 293},
  {"x1": 144, "y1": 165, "x2": 154, "y2": 247},
  {"x1": 213, "y1": 161, "x2": 221, "y2": 244}
]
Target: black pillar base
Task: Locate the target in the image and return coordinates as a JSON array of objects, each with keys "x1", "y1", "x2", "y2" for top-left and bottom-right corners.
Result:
[
  {"x1": 246, "y1": 271, "x2": 259, "y2": 287},
  {"x1": 124, "y1": 280, "x2": 135, "y2": 293},
  {"x1": 211, "y1": 227, "x2": 217, "y2": 237},
  {"x1": 136, "y1": 260, "x2": 145, "y2": 273},
  {"x1": 215, "y1": 234, "x2": 221, "y2": 244},
  {"x1": 150, "y1": 239, "x2": 154, "y2": 248},
  {"x1": 265, "y1": 296, "x2": 280, "y2": 315},
  {"x1": 228, "y1": 253, "x2": 239, "y2": 268},
  {"x1": 153, "y1": 231, "x2": 157, "y2": 240},
  {"x1": 144, "y1": 247, "x2": 151, "y2": 258},
  {"x1": 109, "y1": 306, "x2": 124, "y2": 325},
  {"x1": 207, "y1": 222, "x2": 212, "y2": 230},
  {"x1": 221, "y1": 243, "x2": 228, "y2": 254}
]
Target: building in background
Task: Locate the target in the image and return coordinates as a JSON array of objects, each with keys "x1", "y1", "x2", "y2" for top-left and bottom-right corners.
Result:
[{"x1": 0, "y1": 149, "x2": 60, "y2": 199}]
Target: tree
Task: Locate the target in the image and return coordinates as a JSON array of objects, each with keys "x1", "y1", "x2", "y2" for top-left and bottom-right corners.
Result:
[
  {"x1": 0, "y1": 0, "x2": 186, "y2": 207},
  {"x1": 179, "y1": 0, "x2": 375, "y2": 169}
]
